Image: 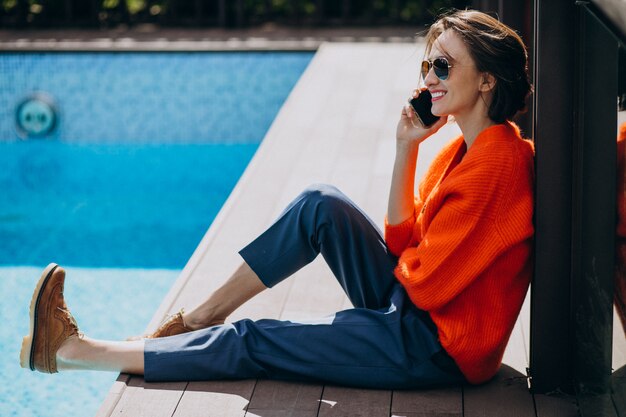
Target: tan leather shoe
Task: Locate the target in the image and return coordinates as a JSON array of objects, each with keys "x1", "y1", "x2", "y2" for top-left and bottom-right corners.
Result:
[
  {"x1": 20, "y1": 263, "x2": 80, "y2": 374},
  {"x1": 126, "y1": 309, "x2": 191, "y2": 341},
  {"x1": 149, "y1": 310, "x2": 190, "y2": 338}
]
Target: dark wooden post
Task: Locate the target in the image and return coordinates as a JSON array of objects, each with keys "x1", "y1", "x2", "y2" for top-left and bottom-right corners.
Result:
[
  {"x1": 570, "y1": 1, "x2": 618, "y2": 407},
  {"x1": 532, "y1": 3, "x2": 620, "y2": 414},
  {"x1": 530, "y1": 0, "x2": 577, "y2": 394}
]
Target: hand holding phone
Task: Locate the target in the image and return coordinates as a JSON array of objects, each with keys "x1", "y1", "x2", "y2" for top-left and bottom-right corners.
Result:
[{"x1": 409, "y1": 90, "x2": 440, "y2": 128}]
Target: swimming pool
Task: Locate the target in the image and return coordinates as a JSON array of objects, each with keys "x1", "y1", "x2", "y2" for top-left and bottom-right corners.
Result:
[{"x1": 0, "y1": 51, "x2": 312, "y2": 417}]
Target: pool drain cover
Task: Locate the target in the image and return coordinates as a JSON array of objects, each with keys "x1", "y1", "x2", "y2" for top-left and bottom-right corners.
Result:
[{"x1": 16, "y1": 93, "x2": 58, "y2": 138}]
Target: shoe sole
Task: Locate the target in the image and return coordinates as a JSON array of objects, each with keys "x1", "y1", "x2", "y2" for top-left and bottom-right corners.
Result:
[{"x1": 20, "y1": 263, "x2": 59, "y2": 371}]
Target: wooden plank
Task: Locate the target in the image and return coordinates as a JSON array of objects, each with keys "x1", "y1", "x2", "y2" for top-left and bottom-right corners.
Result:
[
  {"x1": 95, "y1": 373, "x2": 131, "y2": 417},
  {"x1": 390, "y1": 413, "x2": 459, "y2": 417},
  {"x1": 391, "y1": 386, "x2": 462, "y2": 417},
  {"x1": 109, "y1": 376, "x2": 187, "y2": 416},
  {"x1": 464, "y1": 365, "x2": 535, "y2": 417},
  {"x1": 534, "y1": 393, "x2": 578, "y2": 417},
  {"x1": 318, "y1": 386, "x2": 392, "y2": 417},
  {"x1": 173, "y1": 380, "x2": 256, "y2": 417},
  {"x1": 245, "y1": 380, "x2": 323, "y2": 417}
]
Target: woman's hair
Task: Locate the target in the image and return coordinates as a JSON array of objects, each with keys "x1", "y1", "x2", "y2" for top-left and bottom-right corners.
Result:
[{"x1": 425, "y1": 9, "x2": 533, "y2": 123}]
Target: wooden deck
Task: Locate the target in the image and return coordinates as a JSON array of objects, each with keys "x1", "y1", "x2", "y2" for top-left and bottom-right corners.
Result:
[{"x1": 95, "y1": 42, "x2": 580, "y2": 417}]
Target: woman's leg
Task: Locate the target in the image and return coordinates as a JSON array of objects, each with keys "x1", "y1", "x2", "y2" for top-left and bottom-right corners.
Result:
[
  {"x1": 20, "y1": 264, "x2": 146, "y2": 375},
  {"x1": 183, "y1": 262, "x2": 266, "y2": 330},
  {"x1": 56, "y1": 336, "x2": 145, "y2": 375},
  {"x1": 239, "y1": 184, "x2": 398, "y2": 309},
  {"x1": 184, "y1": 184, "x2": 398, "y2": 329},
  {"x1": 145, "y1": 285, "x2": 464, "y2": 389},
  {"x1": 23, "y1": 184, "x2": 396, "y2": 376}
]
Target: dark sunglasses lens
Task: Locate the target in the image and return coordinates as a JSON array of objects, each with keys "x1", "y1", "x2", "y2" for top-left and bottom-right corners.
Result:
[
  {"x1": 420, "y1": 61, "x2": 430, "y2": 80},
  {"x1": 433, "y1": 58, "x2": 450, "y2": 80}
]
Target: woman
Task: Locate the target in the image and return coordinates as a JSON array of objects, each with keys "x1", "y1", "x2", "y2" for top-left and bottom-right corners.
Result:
[{"x1": 20, "y1": 9, "x2": 534, "y2": 388}]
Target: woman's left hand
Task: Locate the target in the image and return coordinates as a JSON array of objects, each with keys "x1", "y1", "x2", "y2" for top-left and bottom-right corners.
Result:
[{"x1": 396, "y1": 89, "x2": 448, "y2": 148}]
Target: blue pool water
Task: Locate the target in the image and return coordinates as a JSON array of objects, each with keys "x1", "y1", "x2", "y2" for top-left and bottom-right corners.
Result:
[
  {"x1": 1, "y1": 141, "x2": 256, "y2": 268},
  {"x1": 0, "y1": 51, "x2": 312, "y2": 416},
  {"x1": 0, "y1": 52, "x2": 311, "y2": 143}
]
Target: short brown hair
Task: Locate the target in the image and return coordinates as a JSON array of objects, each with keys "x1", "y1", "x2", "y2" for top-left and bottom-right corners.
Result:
[{"x1": 425, "y1": 9, "x2": 533, "y2": 123}]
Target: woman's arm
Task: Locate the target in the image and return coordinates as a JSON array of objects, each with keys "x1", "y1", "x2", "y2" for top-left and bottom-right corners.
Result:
[
  {"x1": 387, "y1": 136, "x2": 419, "y2": 225},
  {"x1": 387, "y1": 90, "x2": 447, "y2": 226}
]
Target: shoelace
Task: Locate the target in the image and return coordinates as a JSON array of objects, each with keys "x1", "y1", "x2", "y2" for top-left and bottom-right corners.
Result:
[
  {"x1": 158, "y1": 308, "x2": 187, "y2": 329},
  {"x1": 57, "y1": 307, "x2": 84, "y2": 338}
]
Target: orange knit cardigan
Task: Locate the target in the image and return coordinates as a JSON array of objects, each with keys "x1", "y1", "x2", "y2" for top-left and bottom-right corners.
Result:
[{"x1": 384, "y1": 121, "x2": 535, "y2": 384}]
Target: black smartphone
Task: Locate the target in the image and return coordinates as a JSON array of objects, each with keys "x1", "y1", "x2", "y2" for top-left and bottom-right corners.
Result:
[{"x1": 409, "y1": 90, "x2": 440, "y2": 128}]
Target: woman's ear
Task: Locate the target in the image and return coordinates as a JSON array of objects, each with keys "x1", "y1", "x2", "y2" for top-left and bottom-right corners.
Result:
[{"x1": 479, "y1": 73, "x2": 496, "y2": 92}]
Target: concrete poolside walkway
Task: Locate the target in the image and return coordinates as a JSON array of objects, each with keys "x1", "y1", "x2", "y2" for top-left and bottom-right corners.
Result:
[
  {"x1": 0, "y1": 26, "x2": 418, "y2": 51},
  {"x1": 94, "y1": 42, "x2": 578, "y2": 416}
]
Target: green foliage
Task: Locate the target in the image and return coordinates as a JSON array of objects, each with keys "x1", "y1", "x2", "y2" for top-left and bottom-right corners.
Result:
[
  {"x1": 2, "y1": 0, "x2": 17, "y2": 12},
  {"x1": 126, "y1": 0, "x2": 146, "y2": 14},
  {"x1": 102, "y1": 0, "x2": 118, "y2": 9},
  {"x1": 101, "y1": 0, "x2": 146, "y2": 14}
]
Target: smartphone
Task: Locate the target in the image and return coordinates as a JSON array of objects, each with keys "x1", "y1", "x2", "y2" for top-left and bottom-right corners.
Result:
[{"x1": 409, "y1": 90, "x2": 440, "y2": 128}]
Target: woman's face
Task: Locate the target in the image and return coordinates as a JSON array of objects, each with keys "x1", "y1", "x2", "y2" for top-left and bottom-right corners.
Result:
[{"x1": 424, "y1": 29, "x2": 491, "y2": 122}]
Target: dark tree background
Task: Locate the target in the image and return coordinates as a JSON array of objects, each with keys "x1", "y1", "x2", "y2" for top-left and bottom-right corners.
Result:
[{"x1": 0, "y1": 0, "x2": 471, "y2": 29}]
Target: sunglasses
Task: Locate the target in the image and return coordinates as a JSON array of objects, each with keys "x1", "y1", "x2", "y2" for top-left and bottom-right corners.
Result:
[{"x1": 421, "y1": 57, "x2": 453, "y2": 81}]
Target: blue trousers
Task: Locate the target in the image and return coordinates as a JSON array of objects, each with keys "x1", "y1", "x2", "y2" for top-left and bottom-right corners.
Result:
[{"x1": 144, "y1": 184, "x2": 465, "y2": 389}]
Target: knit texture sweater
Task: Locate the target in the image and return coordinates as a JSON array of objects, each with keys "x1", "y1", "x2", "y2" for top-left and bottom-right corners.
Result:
[{"x1": 384, "y1": 121, "x2": 534, "y2": 384}]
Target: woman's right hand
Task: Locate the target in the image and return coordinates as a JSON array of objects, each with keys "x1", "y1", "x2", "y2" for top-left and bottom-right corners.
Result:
[{"x1": 396, "y1": 89, "x2": 447, "y2": 149}]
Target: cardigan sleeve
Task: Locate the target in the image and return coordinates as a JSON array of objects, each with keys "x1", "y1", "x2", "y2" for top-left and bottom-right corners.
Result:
[
  {"x1": 384, "y1": 196, "x2": 422, "y2": 257},
  {"x1": 384, "y1": 138, "x2": 464, "y2": 256}
]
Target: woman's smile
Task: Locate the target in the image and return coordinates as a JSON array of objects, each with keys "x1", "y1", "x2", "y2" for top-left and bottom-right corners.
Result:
[{"x1": 430, "y1": 90, "x2": 447, "y2": 102}]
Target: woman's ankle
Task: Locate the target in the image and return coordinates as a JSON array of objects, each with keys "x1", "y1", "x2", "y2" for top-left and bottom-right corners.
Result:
[
  {"x1": 55, "y1": 334, "x2": 86, "y2": 370},
  {"x1": 183, "y1": 310, "x2": 225, "y2": 330}
]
